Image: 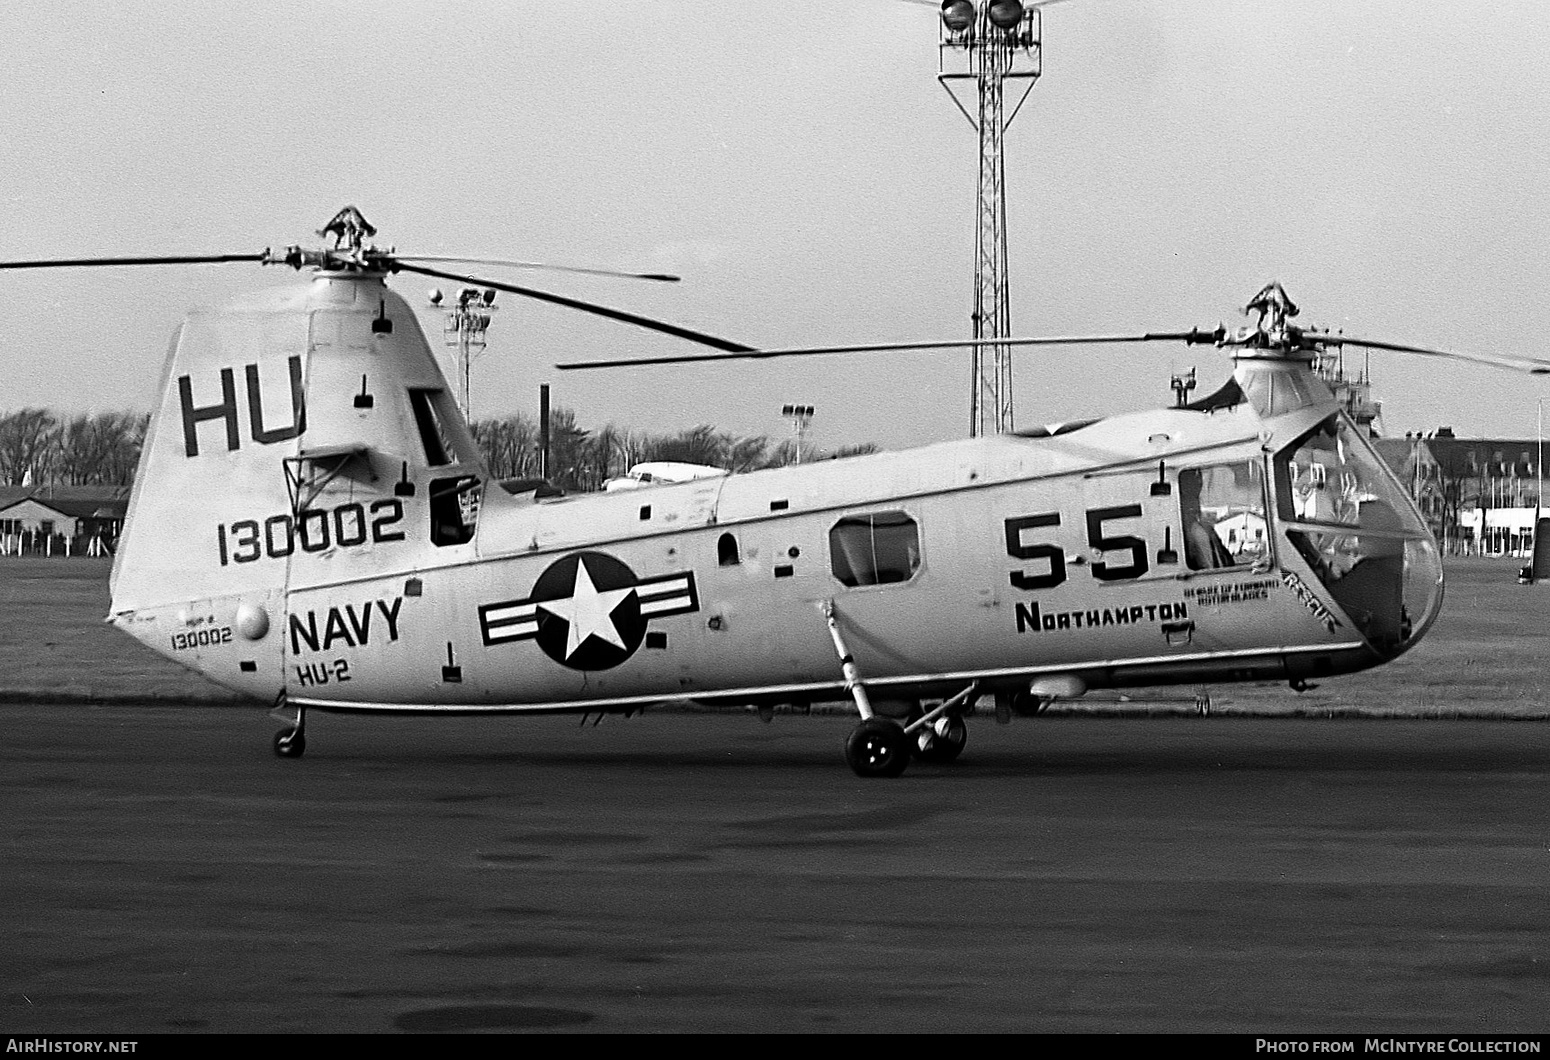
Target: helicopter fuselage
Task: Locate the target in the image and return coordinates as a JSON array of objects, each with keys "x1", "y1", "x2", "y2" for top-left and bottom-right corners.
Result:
[{"x1": 103, "y1": 270, "x2": 1443, "y2": 729}]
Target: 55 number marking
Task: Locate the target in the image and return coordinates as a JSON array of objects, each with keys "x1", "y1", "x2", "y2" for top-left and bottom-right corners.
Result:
[
  {"x1": 1006, "y1": 504, "x2": 1150, "y2": 589},
  {"x1": 217, "y1": 499, "x2": 405, "y2": 565}
]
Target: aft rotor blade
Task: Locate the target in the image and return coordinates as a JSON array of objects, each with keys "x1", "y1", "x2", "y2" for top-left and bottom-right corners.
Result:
[
  {"x1": 390, "y1": 262, "x2": 753, "y2": 354},
  {"x1": 555, "y1": 330, "x2": 1219, "y2": 371},
  {"x1": 0, "y1": 253, "x2": 267, "y2": 270},
  {"x1": 392, "y1": 255, "x2": 679, "y2": 283},
  {"x1": 1315, "y1": 333, "x2": 1550, "y2": 375}
]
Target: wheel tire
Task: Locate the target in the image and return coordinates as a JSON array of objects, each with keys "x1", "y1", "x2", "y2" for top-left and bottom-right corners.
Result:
[
  {"x1": 273, "y1": 729, "x2": 306, "y2": 759},
  {"x1": 845, "y1": 719, "x2": 910, "y2": 778},
  {"x1": 914, "y1": 715, "x2": 968, "y2": 764}
]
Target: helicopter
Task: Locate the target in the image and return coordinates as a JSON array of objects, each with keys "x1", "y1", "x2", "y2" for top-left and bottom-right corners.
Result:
[{"x1": 6, "y1": 207, "x2": 1548, "y2": 777}]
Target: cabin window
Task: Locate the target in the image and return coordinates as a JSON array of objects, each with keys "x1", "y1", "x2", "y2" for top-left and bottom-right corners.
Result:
[
  {"x1": 1178, "y1": 461, "x2": 1266, "y2": 570},
  {"x1": 829, "y1": 510, "x2": 920, "y2": 587},
  {"x1": 430, "y1": 475, "x2": 481, "y2": 546},
  {"x1": 408, "y1": 388, "x2": 457, "y2": 467},
  {"x1": 718, "y1": 532, "x2": 740, "y2": 566}
]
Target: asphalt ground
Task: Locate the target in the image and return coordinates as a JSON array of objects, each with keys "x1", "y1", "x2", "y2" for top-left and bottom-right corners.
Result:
[
  {"x1": 3, "y1": 707, "x2": 1549, "y2": 1034},
  {"x1": 3, "y1": 555, "x2": 1549, "y2": 1035}
]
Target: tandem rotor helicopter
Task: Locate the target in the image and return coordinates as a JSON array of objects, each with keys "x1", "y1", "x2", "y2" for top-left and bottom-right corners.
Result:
[{"x1": 5, "y1": 205, "x2": 1548, "y2": 777}]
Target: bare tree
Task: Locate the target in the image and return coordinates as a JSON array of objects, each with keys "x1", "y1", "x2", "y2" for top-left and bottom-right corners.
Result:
[
  {"x1": 648, "y1": 425, "x2": 728, "y2": 467},
  {"x1": 545, "y1": 407, "x2": 591, "y2": 491},
  {"x1": 468, "y1": 409, "x2": 880, "y2": 491},
  {"x1": 0, "y1": 408, "x2": 59, "y2": 486},
  {"x1": 726, "y1": 435, "x2": 771, "y2": 473},
  {"x1": 55, "y1": 411, "x2": 148, "y2": 485},
  {"x1": 471, "y1": 414, "x2": 541, "y2": 479}
]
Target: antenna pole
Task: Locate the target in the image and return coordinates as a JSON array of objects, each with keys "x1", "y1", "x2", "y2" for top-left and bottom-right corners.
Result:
[
  {"x1": 540, "y1": 383, "x2": 551, "y2": 481},
  {"x1": 440, "y1": 287, "x2": 496, "y2": 420},
  {"x1": 938, "y1": 2, "x2": 1043, "y2": 437},
  {"x1": 1536, "y1": 400, "x2": 1543, "y2": 583}
]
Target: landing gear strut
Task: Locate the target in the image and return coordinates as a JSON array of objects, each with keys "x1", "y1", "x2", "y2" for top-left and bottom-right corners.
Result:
[
  {"x1": 823, "y1": 599, "x2": 979, "y2": 777},
  {"x1": 823, "y1": 600, "x2": 908, "y2": 778},
  {"x1": 271, "y1": 693, "x2": 306, "y2": 759}
]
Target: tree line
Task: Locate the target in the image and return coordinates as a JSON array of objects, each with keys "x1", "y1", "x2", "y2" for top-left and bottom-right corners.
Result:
[
  {"x1": 1, "y1": 406, "x2": 875, "y2": 491},
  {"x1": 473, "y1": 410, "x2": 876, "y2": 493},
  {"x1": 0, "y1": 409, "x2": 150, "y2": 487}
]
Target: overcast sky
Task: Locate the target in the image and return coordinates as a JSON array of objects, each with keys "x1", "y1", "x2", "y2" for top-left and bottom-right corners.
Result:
[{"x1": 4, "y1": 0, "x2": 1550, "y2": 453}]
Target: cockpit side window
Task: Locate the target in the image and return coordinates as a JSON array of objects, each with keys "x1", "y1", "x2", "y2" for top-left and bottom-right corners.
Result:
[{"x1": 1178, "y1": 462, "x2": 1266, "y2": 570}]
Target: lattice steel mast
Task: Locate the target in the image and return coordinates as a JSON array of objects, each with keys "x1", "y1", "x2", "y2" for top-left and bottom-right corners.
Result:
[{"x1": 938, "y1": 1, "x2": 1043, "y2": 436}]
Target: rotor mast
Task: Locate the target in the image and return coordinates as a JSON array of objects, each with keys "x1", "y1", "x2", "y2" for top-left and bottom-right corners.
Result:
[{"x1": 938, "y1": 1, "x2": 1043, "y2": 437}]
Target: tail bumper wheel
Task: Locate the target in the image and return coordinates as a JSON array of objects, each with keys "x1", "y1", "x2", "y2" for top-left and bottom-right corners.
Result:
[
  {"x1": 274, "y1": 728, "x2": 305, "y2": 758},
  {"x1": 845, "y1": 718, "x2": 911, "y2": 778}
]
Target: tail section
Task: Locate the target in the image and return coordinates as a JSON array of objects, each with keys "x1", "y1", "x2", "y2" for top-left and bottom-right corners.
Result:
[{"x1": 109, "y1": 269, "x2": 491, "y2": 700}]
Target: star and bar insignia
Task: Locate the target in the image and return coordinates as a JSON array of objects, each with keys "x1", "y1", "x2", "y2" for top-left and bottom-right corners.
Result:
[{"x1": 478, "y1": 550, "x2": 699, "y2": 670}]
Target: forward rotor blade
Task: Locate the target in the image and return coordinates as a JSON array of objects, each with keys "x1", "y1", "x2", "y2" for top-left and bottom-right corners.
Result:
[
  {"x1": 555, "y1": 330, "x2": 1219, "y2": 371},
  {"x1": 0, "y1": 253, "x2": 267, "y2": 270},
  {"x1": 1313, "y1": 333, "x2": 1550, "y2": 375},
  {"x1": 391, "y1": 262, "x2": 753, "y2": 353},
  {"x1": 391, "y1": 255, "x2": 679, "y2": 283}
]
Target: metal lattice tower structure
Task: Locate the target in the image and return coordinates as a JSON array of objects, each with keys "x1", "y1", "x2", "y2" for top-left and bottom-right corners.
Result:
[
  {"x1": 782, "y1": 403, "x2": 816, "y2": 464},
  {"x1": 430, "y1": 286, "x2": 497, "y2": 421},
  {"x1": 938, "y1": 1, "x2": 1044, "y2": 436}
]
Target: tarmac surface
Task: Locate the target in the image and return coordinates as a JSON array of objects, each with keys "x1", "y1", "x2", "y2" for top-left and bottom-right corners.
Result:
[{"x1": 4, "y1": 705, "x2": 1549, "y2": 1034}]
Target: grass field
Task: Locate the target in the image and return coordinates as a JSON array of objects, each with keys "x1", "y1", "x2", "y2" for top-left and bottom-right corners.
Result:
[{"x1": 1, "y1": 555, "x2": 1547, "y2": 716}]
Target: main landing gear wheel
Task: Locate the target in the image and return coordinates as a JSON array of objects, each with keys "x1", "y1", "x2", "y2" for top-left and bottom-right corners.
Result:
[
  {"x1": 273, "y1": 728, "x2": 305, "y2": 759},
  {"x1": 913, "y1": 715, "x2": 968, "y2": 764},
  {"x1": 845, "y1": 718, "x2": 911, "y2": 778}
]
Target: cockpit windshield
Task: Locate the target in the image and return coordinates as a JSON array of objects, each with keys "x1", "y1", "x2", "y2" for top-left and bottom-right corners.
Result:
[{"x1": 1272, "y1": 414, "x2": 1443, "y2": 655}]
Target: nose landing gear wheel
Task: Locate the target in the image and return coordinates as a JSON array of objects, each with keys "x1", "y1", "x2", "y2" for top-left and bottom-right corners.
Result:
[
  {"x1": 913, "y1": 715, "x2": 968, "y2": 764},
  {"x1": 274, "y1": 729, "x2": 305, "y2": 758},
  {"x1": 845, "y1": 718, "x2": 911, "y2": 778}
]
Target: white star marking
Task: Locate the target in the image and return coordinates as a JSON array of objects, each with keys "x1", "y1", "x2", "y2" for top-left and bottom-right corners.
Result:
[{"x1": 537, "y1": 558, "x2": 636, "y2": 660}]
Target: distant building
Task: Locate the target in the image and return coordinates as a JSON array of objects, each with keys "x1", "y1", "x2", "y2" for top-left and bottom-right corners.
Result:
[
  {"x1": 0, "y1": 486, "x2": 129, "y2": 556},
  {"x1": 1462, "y1": 506, "x2": 1540, "y2": 558},
  {"x1": 1372, "y1": 431, "x2": 1547, "y2": 554},
  {"x1": 1212, "y1": 508, "x2": 1269, "y2": 562}
]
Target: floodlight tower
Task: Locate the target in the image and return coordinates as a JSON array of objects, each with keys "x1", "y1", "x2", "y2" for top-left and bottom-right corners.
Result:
[
  {"x1": 937, "y1": 0, "x2": 1044, "y2": 437},
  {"x1": 429, "y1": 286, "x2": 497, "y2": 420},
  {"x1": 783, "y1": 403, "x2": 815, "y2": 465}
]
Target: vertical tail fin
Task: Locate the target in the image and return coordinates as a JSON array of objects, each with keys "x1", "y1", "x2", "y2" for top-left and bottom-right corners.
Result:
[{"x1": 109, "y1": 269, "x2": 492, "y2": 696}]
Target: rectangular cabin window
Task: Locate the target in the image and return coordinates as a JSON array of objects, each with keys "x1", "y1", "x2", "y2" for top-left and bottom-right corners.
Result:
[
  {"x1": 830, "y1": 510, "x2": 921, "y2": 587},
  {"x1": 408, "y1": 388, "x2": 457, "y2": 467}
]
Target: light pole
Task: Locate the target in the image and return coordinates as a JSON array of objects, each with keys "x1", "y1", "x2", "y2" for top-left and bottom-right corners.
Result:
[
  {"x1": 937, "y1": 0, "x2": 1045, "y2": 437},
  {"x1": 429, "y1": 286, "x2": 497, "y2": 421},
  {"x1": 783, "y1": 404, "x2": 815, "y2": 465}
]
